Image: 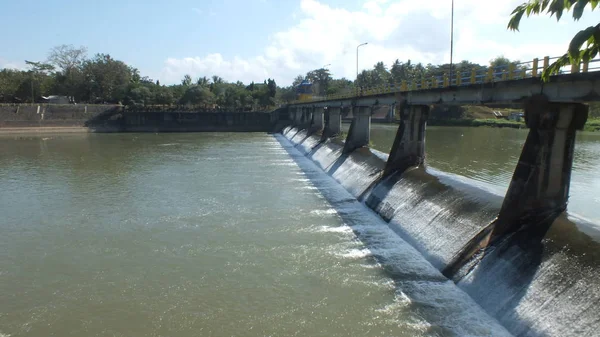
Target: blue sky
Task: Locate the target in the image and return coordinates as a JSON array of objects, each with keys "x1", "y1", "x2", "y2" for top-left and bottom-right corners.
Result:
[{"x1": 1, "y1": 0, "x2": 598, "y2": 86}]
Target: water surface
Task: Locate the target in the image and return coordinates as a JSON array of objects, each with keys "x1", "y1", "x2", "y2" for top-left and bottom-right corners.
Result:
[{"x1": 0, "y1": 132, "x2": 509, "y2": 337}]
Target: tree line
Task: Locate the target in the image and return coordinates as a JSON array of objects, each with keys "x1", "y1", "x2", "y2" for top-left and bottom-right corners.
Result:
[
  {"x1": 0, "y1": 47, "x2": 576, "y2": 109},
  {"x1": 283, "y1": 56, "x2": 527, "y2": 98},
  {"x1": 0, "y1": 45, "x2": 278, "y2": 111}
]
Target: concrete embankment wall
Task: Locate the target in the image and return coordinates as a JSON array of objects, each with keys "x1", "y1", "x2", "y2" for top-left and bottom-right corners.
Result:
[
  {"x1": 0, "y1": 106, "x2": 276, "y2": 132},
  {"x1": 281, "y1": 125, "x2": 600, "y2": 337},
  {"x1": 0, "y1": 105, "x2": 118, "y2": 128},
  {"x1": 119, "y1": 111, "x2": 274, "y2": 132}
]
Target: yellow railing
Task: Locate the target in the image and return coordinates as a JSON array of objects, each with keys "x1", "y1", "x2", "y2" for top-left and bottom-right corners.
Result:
[{"x1": 291, "y1": 55, "x2": 599, "y2": 104}]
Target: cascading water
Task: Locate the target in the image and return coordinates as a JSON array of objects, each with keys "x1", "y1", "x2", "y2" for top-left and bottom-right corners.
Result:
[
  {"x1": 276, "y1": 132, "x2": 513, "y2": 337},
  {"x1": 282, "y1": 125, "x2": 600, "y2": 337}
]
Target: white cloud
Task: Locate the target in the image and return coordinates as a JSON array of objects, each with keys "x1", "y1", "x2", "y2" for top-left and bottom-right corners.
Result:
[
  {"x1": 160, "y1": 0, "x2": 591, "y2": 86},
  {"x1": 0, "y1": 58, "x2": 26, "y2": 70}
]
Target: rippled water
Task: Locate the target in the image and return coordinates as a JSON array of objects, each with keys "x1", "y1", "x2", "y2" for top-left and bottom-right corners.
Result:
[
  {"x1": 0, "y1": 133, "x2": 509, "y2": 337},
  {"x1": 349, "y1": 123, "x2": 600, "y2": 222}
]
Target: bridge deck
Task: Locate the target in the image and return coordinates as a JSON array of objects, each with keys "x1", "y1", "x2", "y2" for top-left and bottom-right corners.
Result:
[{"x1": 289, "y1": 56, "x2": 600, "y2": 107}]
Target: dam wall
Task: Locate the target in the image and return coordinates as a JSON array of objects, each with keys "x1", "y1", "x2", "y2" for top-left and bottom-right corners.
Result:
[
  {"x1": 281, "y1": 121, "x2": 600, "y2": 337},
  {"x1": 0, "y1": 104, "x2": 119, "y2": 128},
  {"x1": 0, "y1": 105, "x2": 277, "y2": 132}
]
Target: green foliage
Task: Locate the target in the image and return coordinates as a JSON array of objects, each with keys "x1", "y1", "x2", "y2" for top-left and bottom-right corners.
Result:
[
  {"x1": 82, "y1": 54, "x2": 131, "y2": 103},
  {"x1": 182, "y1": 74, "x2": 193, "y2": 86},
  {"x1": 180, "y1": 85, "x2": 215, "y2": 106},
  {"x1": 508, "y1": 0, "x2": 600, "y2": 81},
  {"x1": 0, "y1": 43, "x2": 542, "y2": 108},
  {"x1": 306, "y1": 68, "x2": 331, "y2": 96},
  {"x1": 583, "y1": 118, "x2": 600, "y2": 131}
]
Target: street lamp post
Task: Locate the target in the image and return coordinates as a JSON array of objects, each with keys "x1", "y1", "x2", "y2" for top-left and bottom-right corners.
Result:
[
  {"x1": 449, "y1": 0, "x2": 455, "y2": 86},
  {"x1": 356, "y1": 42, "x2": 368, "y2": 96}
]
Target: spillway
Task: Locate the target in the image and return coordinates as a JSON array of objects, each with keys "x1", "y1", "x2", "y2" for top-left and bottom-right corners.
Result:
[{"x1": 281, "y1": 125, "x2": 600, "y2": 337}]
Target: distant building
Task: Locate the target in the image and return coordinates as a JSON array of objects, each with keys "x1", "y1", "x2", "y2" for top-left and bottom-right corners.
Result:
[
  {"x1": 41, "y1": 95, "x2": 72, "y2": 104},
  {"x1": 296, "y1": 80, "x2": 313, "y2": 102}
]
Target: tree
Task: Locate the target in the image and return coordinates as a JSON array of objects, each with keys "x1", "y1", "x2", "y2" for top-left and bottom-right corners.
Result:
[
  {"x1": 372, "y1": 62, "x2": 390, "y2": 85},
  {"x1": 81, "y1": 54, "x2": 131, "y2": 103},
  {"x1": 182, "y1": 74, "x2": 193, "y2": 86},
  {"x1": 306, "y1": 68, "x2": 331, "y2": 96},
  {"x1": 25, "y1": 60, "x2": 54, "y2": 102},
  {"x1": 267, "y1": 78, "x2": 277, "y2": 98},
  {"x1": 508, "y1": 0, "x2": 600, "y2": 81},
  {"x1": 180, "y1": 85, "x2": 215, "y2": 107},
  {"x1": 153, "y1": 85, "x2": 173, "y2": 105},
  {"x1": 47, "y1": 44, "x2": 87, "y2": 73},
  {"x1": 197, "y1": 76, "x2": 210, "y2": 87},
  {"x1": 127, "y1": 86, "x2": 152, "y2": 106},
  {"x1": 292, "y1": 75, "x2": 305, "y2": 87}
]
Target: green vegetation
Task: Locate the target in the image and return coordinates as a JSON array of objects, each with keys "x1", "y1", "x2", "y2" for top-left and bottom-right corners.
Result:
[
  {"x1": 1, "y1": 44, "x2": 529, "y2": 109},
  {"x1": 584, "y1": 118, "x2": 600, "y2": 131},
  {"x1": 0, "y1": 45, "x2": 278, "y2": 111},
  {"x1": 509, "y1": 0, "x2": 599, "y2": 81}
]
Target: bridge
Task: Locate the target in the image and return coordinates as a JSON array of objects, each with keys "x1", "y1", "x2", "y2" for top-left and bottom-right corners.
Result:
[
  {"x1": 277, "y1": 56, "x2": 600, "y2": 337},
  {"x1": 280, "y1": 54, "x2": 599, "y2": 286},
  {"x1": 290, "y1": 55, "x2": 600, "y2": 107}
]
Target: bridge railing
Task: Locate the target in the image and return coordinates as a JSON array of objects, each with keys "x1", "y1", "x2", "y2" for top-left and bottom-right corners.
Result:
[{"x1": 295, "y1": 55, "x2": 600, "y2": 103}]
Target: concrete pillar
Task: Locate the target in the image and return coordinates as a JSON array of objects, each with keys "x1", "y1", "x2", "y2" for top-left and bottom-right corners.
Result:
[
  {"x1": 329, "y1": 107, "x2": 342, "y2": 135},
  {"x1": 311, "y1": 107, "x2": 324, "y2": 133},
  {"x1": 443, "y1": 96, "x2": 588, "y2": 279},
  {"x1": 490, "y1": 95, "x2": 588, "y2": 241},
  {"x1": 383, "y1": 105, "x2": 429, "y2": 178},
  {"x1": 300, "y1": 107, "x2": 307, "y2": 124},
  {"x1": 387, "y1": 104, "x2": 396, "y2": 122},
  {"x1": 322, "y1": 106, "x2": 342, "y2": 139},
  {"x1": 294, "y1": 107, "x2": 302, "y2": 125},
  {"x1": 343, "y1": 106, "x2": 371, "y2": 154}
]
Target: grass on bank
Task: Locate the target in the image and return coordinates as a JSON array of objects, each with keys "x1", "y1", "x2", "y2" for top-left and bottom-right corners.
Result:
[
  {"x1": 426, "y1": 118, "x2": 600, "y2": 131},
  {"x1": 584, "y1": 119, "x2": 600, "y2": 132}
]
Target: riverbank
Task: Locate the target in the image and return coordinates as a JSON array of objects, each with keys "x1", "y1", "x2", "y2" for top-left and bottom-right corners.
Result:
[
  {"x1": 584, "y1": 118, "x2": 600, "y2": 131},
  {"x1": 406, "y1": 117, "x2": 600, "y2": 131},
  {"x1": 0, "y1": 126, "x2": 91, "y2": 134}
]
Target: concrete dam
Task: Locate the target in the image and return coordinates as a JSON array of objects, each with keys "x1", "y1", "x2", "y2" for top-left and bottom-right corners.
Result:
[{"x1": 277, "y1": 94, "x2": 599, "y2": 337}]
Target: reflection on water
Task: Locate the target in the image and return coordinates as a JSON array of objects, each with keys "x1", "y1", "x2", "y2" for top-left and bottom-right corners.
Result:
[{"x1": 345, "y1": 123, "x2": 600, "y2": 222}]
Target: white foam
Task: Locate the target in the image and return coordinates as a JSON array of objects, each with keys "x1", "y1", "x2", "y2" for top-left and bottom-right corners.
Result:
[
  {"x1": 309, "y1": 209, "x2": 338, "y2": 216},
  {"x1": 275, "y1": 133, "x2": 514, "y2": 337},
  {"x1": 336, "y1": 248, "x2": 372, "y2": 259}
]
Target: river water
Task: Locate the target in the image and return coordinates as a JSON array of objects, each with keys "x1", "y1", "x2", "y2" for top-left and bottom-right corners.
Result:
[
  {"x1": 3, "y1": 126, "x2": 599, "y2": 336},
  {"x1": 345, "y1": 123, "x2": 600, "y2": 223},
  {"x1": 0, "y1": 132, "x2": 514, "y2": 337}
]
